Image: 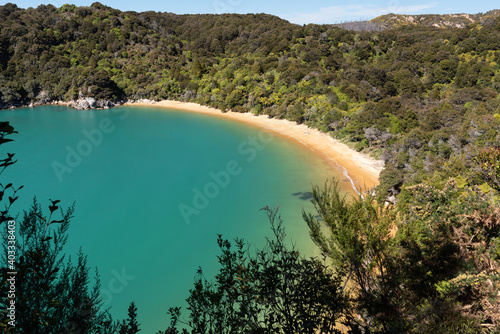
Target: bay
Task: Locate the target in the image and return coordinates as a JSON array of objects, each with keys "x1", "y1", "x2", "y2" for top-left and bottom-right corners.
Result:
[{"x1": 1, "y1": 105, "x2": 339, "y2": 332}]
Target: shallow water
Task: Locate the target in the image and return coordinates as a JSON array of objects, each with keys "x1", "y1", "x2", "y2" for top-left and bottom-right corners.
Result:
[{"x1": 1, "y1": 105, "x2": 343, "y2": 332}]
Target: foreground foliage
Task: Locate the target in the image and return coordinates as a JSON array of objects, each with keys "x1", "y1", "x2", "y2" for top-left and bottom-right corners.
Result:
[
  {"x1": 305, "y1": 179, "x2": 500, "y2": 333},
  {"x1": 0, "y1": 123, "x2": 127, "y2": 333},
  {"x1": 160, "y1": 178, "x2": 499, "y2": 333},
  {"x1": 0, "y1": 199, "x2": 118, "y2": 333},
  {"x1": 161, "y1": 206, "x2": 347, "y2": 334}
]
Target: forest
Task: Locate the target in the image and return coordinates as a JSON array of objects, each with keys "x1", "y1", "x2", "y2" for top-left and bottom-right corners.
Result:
[{"x1": 0, "y1": 2, "x2": 499, "y2": 333}]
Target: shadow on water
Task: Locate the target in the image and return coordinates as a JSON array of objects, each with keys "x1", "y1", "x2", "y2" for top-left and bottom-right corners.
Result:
[{"x1": 292, "y1": 191, "x2": 314, "y2": 201}]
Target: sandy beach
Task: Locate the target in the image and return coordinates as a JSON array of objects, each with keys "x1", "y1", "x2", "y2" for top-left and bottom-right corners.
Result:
[{"x1": 124, "y1": 100, "x2": 385, "y2": 192}]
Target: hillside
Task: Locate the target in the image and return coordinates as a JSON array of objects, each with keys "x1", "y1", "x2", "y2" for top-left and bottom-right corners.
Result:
[
  {"x1": 0, "y1": 2, "x2": 499, "y2": 196},
  {"x1": 372, "y1": 9, "x2": 500, "y2": 29}
]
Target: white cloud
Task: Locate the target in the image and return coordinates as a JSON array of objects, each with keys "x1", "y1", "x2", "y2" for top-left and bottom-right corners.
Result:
[{"x1": 284, "y1": 3, "x2": 438, "y2": 25}]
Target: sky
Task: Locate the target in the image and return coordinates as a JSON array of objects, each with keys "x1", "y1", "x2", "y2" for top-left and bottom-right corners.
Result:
[{"x1": 7, "y1": 0, "x2": 500, "y2": 24}]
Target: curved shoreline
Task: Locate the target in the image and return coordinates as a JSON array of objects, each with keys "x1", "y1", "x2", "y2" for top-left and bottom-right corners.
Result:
[{"x1": 123, "y1": 100, "x2": 384, "y2": 192}]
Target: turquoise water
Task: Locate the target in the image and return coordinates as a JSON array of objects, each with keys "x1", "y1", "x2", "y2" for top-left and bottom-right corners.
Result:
[{"x1": 1, "y1": 105, "x2": 339, "y2": 332}]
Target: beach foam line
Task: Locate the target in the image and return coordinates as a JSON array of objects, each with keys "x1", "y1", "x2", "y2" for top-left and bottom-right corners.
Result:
[
  {"x1": 250, "y1": 124, "x2": 362, "y2": 194},
  {"x1": 122, "y1": 100, "x2": 384, "y2": 193}
]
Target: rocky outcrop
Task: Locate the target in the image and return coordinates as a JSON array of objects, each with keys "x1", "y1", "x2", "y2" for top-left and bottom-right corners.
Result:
[
  {"x1": 127, "y1": 99, "x2": 156, "y2": 104},
  {"x1": 0, "y1": 98, "x2": 124, "y2": 110},
  {"x1": 71, "y1": 97, "x2": 96, "y2": 109},
  {"x1": 68, "y1": 97, "x2": 117, "y2": 110},
  {"x1": 371, "y1": 9, "x2": 500, "y2": 30}
]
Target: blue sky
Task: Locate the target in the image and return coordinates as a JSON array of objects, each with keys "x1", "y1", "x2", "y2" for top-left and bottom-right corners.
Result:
[{"x1": 10, "y1": 0, "x2": 500, "y2": 24}]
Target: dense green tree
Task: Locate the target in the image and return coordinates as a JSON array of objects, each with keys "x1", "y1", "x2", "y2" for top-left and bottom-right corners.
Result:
[
  {"x1": 475, "y1": 146, "x2": 500, "y2": 191},
  {"x1": 304, "y1": 178, "x2": 500, "y2": 332},
  {"x1": 119, "y1": 302, "x2": 140, "y2": 334},
  {"x1": 162, "y1": 206, "x2": 347, "y2": 334}
]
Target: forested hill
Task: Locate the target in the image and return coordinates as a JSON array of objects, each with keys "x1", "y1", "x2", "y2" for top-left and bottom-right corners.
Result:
[{"x1": 1, "y1": 2, "x2": 500, "y2": 198}]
